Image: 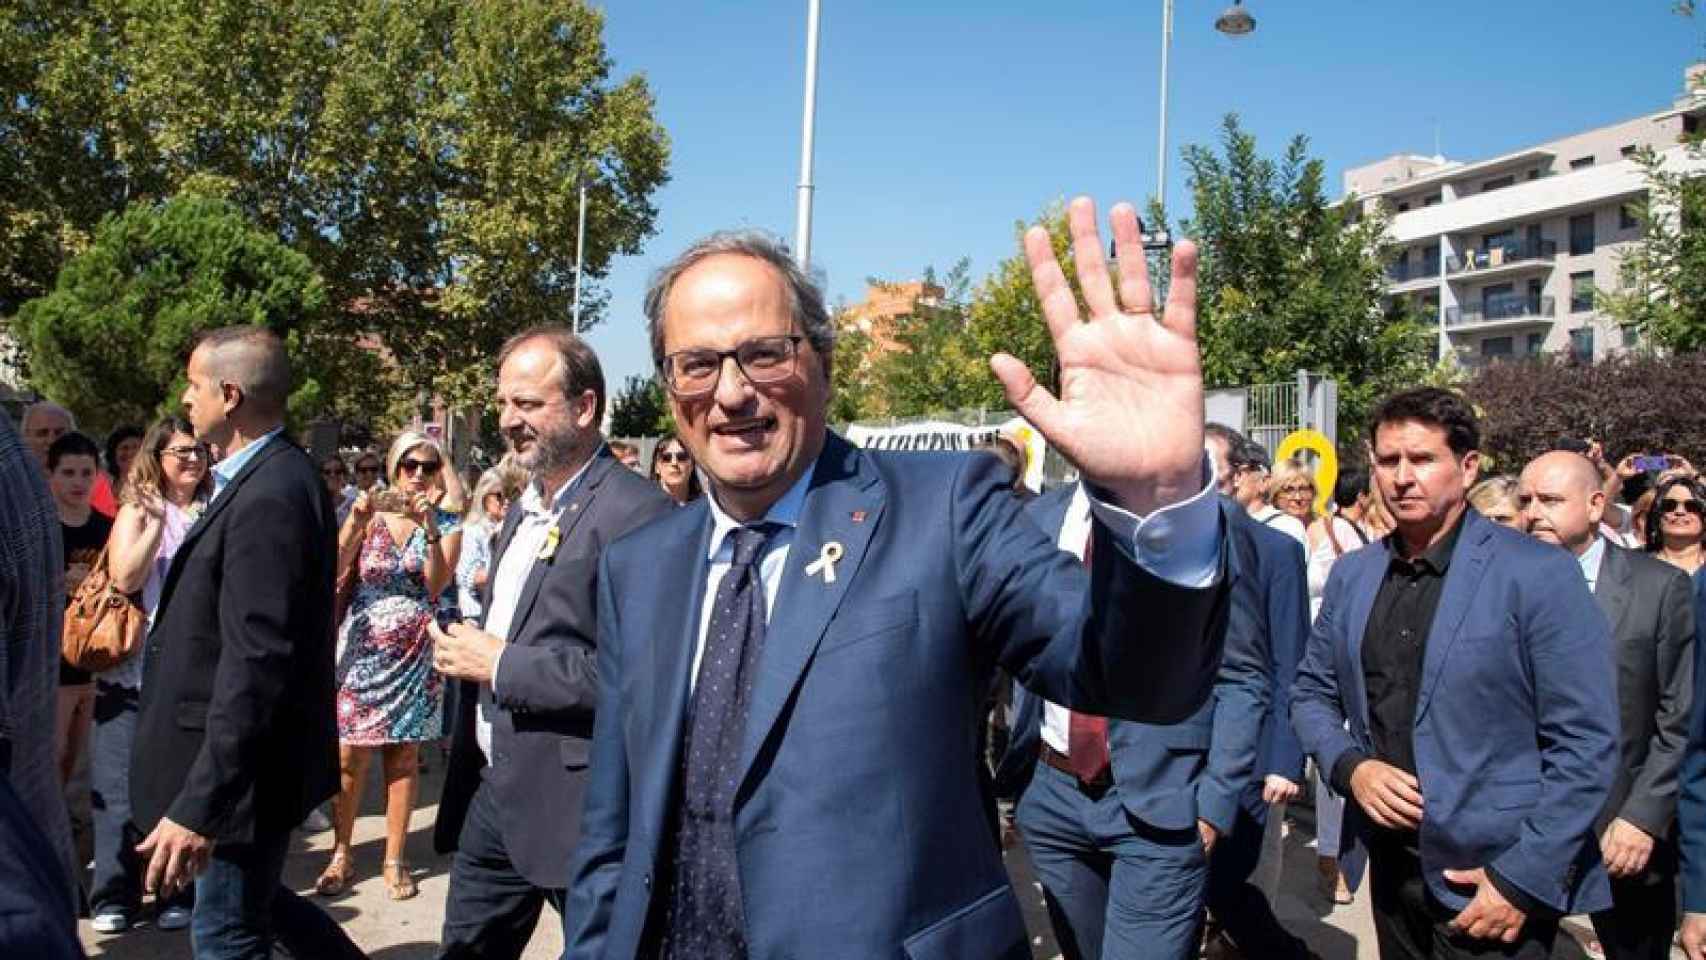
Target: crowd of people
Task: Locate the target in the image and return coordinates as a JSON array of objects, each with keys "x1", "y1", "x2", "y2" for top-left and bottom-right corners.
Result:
[{"x1": 4, "y1": 200, "x2": 1706, "y2": 960}]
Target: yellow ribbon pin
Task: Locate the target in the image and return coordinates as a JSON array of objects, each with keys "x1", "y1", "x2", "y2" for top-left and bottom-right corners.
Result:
[
  {"x1": 805, "y1": 541, "x2": 845, "y2": 584},
  {"x1": 538, "y1": 524, "x2": 561, "y2": 561}
]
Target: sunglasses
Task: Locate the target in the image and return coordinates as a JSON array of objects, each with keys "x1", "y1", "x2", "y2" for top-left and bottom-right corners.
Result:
[
  {"x1": 397, "y1": 458, "x2": 442, "y2": 476},
  {"x1": 1661, "y1": 497, "x2": 1705, "y2": 517},
  {"x1": 657, "y1": 451, "x2": 691, "y2": 464}
]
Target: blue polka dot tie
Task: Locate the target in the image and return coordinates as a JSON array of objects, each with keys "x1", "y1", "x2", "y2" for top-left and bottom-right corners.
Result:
[{"x1": 660, "y1": 523, "x2": 779, "y2": 960}]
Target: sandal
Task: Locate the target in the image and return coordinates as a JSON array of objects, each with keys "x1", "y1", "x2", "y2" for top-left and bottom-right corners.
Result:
[
  {"x1": 314, "y1": 851, "x2": 355, "y2": 897},
  {"x1": 384, "y1": 859, "x2": 418, "y2": 901}
]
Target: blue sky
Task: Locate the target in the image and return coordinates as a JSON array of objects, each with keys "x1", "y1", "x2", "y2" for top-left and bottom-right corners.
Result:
[{"x1": 584, "y1": 0, "x2": 1702, "y2": 388}]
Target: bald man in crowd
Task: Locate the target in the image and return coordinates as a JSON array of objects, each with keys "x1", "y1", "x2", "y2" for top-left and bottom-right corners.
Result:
[{"x1": 1520, "y1": 451, "x2": 1695, "y2": 960}]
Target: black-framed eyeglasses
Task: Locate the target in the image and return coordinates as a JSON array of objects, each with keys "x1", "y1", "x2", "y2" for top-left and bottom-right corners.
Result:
[
  {"x1": 162, "y1": 444, "x2": 207, "y2": 462},
  {"x1": 658, "y1": 335, "x2": 804, "y2": 399},
  {"x1": 1661, "y1": 497, "x2": 1705, "y2": 517}
]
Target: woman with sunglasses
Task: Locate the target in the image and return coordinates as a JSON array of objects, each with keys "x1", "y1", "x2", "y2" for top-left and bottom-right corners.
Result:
[
  {"x1": 649, "y1": 432, "x2": 702, "y2": 505},
  {"x1": 1646, "y1": 475, "x2": 1706, "y2": 576},
  {"x1": 90, "y1": 417, "x2": 209, "y2": 934},
  {"x1": 319, "y1": 431, "x2": 462, "y2": 901}
]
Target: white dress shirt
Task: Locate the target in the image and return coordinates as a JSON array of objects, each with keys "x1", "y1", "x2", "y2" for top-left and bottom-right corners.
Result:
[
  {"x1": 690, "y1": 453, "x2": 1224, "y2": 711},
  {"x1": 1578, "y1": 534, "x2": 1606, "y2": 593},
  {"x1": 475, "y1": 454, "x2": 596, "y2": 761}
]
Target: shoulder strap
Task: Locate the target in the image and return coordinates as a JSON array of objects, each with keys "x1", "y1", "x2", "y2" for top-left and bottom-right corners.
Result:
[{"x1": 1324, "y1": 517, "x2": 1347, "y2": 557}]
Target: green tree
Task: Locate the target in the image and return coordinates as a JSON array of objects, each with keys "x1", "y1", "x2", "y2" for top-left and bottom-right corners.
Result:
[
  {"x1": 1176, "y1": 115, "x2": 1434, "y2": 443},
  {"x1": 1601, "y1": 145, "x2": 1706, "y2": 351},
  {"x1": 827, "y1": 319, "x2": 878, "y2": 423},
  {"x1": 0, "y1": 0, "x2": 669, "y2": 404},
  {"x1": 15, "y1": 196, "x2": 375, "y2": 433},
  {"x1": 607, "y1": 373, "x2": 671, "y2": 438}
]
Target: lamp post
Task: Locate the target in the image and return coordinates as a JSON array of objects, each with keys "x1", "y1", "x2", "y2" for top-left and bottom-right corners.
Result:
[
  {"x1": 794, "y1": 0, "x2": 823, "y2": 269},
  {"x1": 571, "y1": 174, "x2": 589, "y2": 333},
  {"x1": 1150, "y1": 0, "x2": 1257, "y2": 252}
]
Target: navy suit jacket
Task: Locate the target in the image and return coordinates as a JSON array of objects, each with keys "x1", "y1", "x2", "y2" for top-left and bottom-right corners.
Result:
[
  {"x1": 565, "y1": 434, "x2": 1228, "y2": 960},
  {"x1": 995, "y1": 489, "x2": 1272, "y2": 836},
  {"x1": 1291, "y1": 509, "x2": 1619, "y2": 915},
  {"x1": 1676, "y1": 569, "x2": 1706, "y2": 911}
]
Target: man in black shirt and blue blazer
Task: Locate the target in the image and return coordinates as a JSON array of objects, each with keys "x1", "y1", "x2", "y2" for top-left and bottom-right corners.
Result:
[{"x1": 1292, "y1": 388, "x2": 1618, "y2": 959}]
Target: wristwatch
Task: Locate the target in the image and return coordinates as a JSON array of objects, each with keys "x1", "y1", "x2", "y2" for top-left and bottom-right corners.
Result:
[{"x1": 424, "y1": 529, "x2": 442, "y2": 545}]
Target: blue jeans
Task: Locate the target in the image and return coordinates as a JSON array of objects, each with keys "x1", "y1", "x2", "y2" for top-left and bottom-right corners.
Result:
[
  {"x1": 192, "y1": 828, "x2": 365, "y2": 960},
  {"x1": 1015, "y1": 763, "x2": 1207, "y2": 960}
]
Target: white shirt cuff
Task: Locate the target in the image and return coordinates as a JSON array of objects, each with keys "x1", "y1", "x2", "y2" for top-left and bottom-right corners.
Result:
[
  {"x1": 488, "y1": 645, "x2": 506, "y2": 696},
  {"x1": 1084, "y1": 452, "x2": 1222, "y2": 589}
]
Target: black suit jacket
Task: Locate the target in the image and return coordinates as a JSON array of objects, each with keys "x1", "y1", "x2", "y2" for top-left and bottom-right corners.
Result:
[
  {"x1": 1593, "y1": 542, "x2": 1696, "y2": 869},
  {"x1": 131, "y1": 435, "x2": 339, "y2": 844},
  {"x1": 434, "y1": 448, "x2": 670, "y2": 889}
]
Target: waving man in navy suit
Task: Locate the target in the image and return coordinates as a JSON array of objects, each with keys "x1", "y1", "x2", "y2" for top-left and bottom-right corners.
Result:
[{"x1": 566, "y1": 199, "x2": 1230, "y2": 960}]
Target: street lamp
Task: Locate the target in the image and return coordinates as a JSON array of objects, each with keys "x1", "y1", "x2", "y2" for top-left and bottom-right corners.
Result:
[
  {"x1": 572, "y1": 173, "x2": 589, "y2": 333},
  {"x1": 1151, "y1": 0, "x2": 1256, "y2": 252},
  {"x1": 1213, "y1": 1, "x2": 1256, "y2": 37},
  {"x1": 794, "y1": 0, "x2": 823, "y2": 269}
]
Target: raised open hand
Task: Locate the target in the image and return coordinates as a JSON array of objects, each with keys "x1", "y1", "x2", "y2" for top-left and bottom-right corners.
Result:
[{"x1": 991, "y1": 197, "x2": 1205, "y2": 515}]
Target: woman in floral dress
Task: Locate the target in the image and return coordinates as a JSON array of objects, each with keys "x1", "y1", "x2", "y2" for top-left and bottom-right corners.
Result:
[{"x1": 317, "y1": 432, "x2": 462, "y2": 900}]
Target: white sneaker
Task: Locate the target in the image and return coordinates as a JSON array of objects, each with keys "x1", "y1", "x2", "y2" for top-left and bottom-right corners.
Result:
[
  {"x1": 91, "y1": 908, "x2": 129, "y2": 934},
  {"x1": 300, "y1": 807, "x2": 332, "y2": 832},
  {"x1": 156, "y1": 905, "x2": 192, "y2": 931}
]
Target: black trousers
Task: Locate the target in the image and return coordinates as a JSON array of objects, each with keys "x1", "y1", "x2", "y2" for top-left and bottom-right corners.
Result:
[
  {"x1": 1589, "y1": 870, "x2": 1677, "y2": 960},
  {"x1": 1367, "y1": 836, "x2": 1558, "y2": 960},
  {"x1": 438, "y1": 779, "x2": 564, "y2": 960},
  {"x1": 1204, "y1": 803, "x2": 1312, "y2": 960}
]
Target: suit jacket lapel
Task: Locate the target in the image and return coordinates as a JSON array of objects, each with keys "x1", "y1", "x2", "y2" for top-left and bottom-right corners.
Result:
[
  {"x1": 503, "y1": 453, "x2": 616, "y2": 639},
  {"x1": 1592, "y1": 543, "x2": 1632, "y2": 641},
  {"x1": 1342, "y1": 542, "x2": 1387, "y2": 731},
  {"x1": 1416, "y1": 514, "x2": 1492, "y2": 719},
  {"x1": 735, "y1": 434, "x2": 884, "y2": 797},
  {"x1": 636, "y1": 502, "x2": 715, "y2": 845},
  {"x1": 156, "y1": 437, "x2": 288, "y2": 626}
]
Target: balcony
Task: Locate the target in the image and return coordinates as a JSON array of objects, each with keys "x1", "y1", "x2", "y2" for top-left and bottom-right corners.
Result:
[
  {"x1": 1446, "y1": 238, "x2": 1558, "y2": 276},
  {"x1": 1444, "y1": 294, "x2": 1556, "y2": 331}
]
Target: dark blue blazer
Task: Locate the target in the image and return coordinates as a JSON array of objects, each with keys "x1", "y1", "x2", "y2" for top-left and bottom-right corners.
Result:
[
  {"x1": 565, "y1": 434, "x2": 1228, "y2": 960},
  {"x1": 1291, "y1": 509, "x2": 1619, "y2": 915},
  {"x1": 995, "y1": 490, "x2": 1273, "y2": 836},
  {"x1": 1677, "y1": 569, "x2": 1706, "y2": 911}
]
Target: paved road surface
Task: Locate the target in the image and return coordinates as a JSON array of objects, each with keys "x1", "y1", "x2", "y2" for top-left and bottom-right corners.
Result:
[{"x1": 76, "y1": 765, "x2": 1661, "y2": 958}]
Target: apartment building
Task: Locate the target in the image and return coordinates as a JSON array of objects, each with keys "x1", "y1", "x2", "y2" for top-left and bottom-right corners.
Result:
[{"x1": 1344, "y1": 65, "x2": 1706, "y2": 370}]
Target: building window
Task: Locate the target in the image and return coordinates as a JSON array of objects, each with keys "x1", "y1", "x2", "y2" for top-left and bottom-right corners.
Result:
[
  {"x1": 1526, "y1": 333, "x2": 1545, "y2": 355},
  {"x1": 1570, "y1": 156, "x2": 1595, "y2": 170},
  {"x1": 1527, "y1": 169, "x2": 1541, "y2": 181},
  {"x1": 1624, "y1": 325, "x2": 1642, "y2": 349},
  {"x1": 1687, "y1": 116, "x2": 1700, "y2": 136},
  {"x1": 1481, "y1": 336, "x2": 1514, "y2": 358},
  {"x1": 1620, "y1": 204, "x2": 1640, "y2": 231},
  {"x1": 1397, "y1": 202, "x2": 1410, "y2": 213},
  {"x1": 1423, "y1": 193, "x2": 1442, "y2": 207},
  {"x1": 1620, "y1": 144, "x2": 1637, "y2": 158},
  {"x1": 1422, "y1": 244, "x2": 1440, "y2": 275},
  {"x1": 1569, "y1": 327, "x2": 1595, "y2": 363},
  {"x1": 1569, "y1": 213, "x2": 1596, "y2": 255},
  {"x1": 1483, "y1": 175, "x2": 1515, "y2": 192},
  {"x1": 1570, "y1": 272, "x2": 1595, "y2": 313}
]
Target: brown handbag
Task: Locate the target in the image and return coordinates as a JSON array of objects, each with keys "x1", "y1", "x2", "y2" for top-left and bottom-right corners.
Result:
[{"x1": 61, "y1": 544, "x2": 148, "y2": 673}]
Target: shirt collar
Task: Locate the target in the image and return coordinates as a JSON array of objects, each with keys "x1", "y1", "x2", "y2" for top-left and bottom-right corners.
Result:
[
  {"x1": 1393, "y1": 509, "x2": 1466, "y2": 574},
  {"x1": 211, "y1": 427, "x2": 284, "y2": 496},
  {"x1": 704, "y1": 460, "x2": 817, "y2": 562},
  {"x1": 519, "y1": 447, "x2": 601, "y2": 520},
  {"x1": 1579, "y1": 535, "x2": 1606, "y2": 585}
]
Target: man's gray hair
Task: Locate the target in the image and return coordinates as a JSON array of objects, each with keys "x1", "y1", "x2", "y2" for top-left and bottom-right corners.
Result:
[
  {"x1": 195, "y1": 325, "x2": 291, "y2": 415},
  {"x1": 642, "y1": 230, "x2": 834, "y2": 369},
  {"x1": 21, "y1": 401, "x2": 74, "y2": 430}
]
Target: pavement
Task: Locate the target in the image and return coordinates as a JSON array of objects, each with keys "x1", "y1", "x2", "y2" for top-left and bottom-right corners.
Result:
[{"x1": 76, "y1": 764, "x2": 1669, "y2": 959}]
